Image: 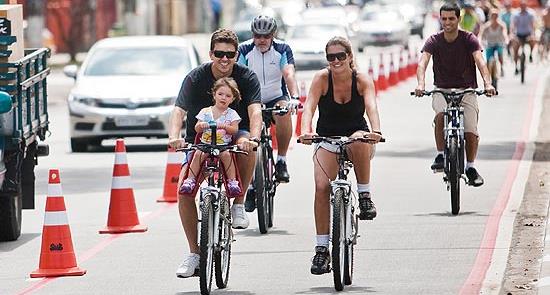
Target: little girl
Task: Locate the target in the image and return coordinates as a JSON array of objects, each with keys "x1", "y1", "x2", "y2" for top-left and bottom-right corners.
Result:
[{"x1": 180, "y1": 77, "x2": 242, "y2": 196}]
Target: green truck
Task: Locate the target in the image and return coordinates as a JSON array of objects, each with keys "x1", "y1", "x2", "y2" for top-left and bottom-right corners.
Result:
[{"x1": 0, "y1": 40, "x2": 50, "y2": 241}]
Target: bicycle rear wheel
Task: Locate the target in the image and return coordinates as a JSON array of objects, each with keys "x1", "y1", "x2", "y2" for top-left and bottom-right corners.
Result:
[
  {"x1": 199, "y1": 194, "x2": 215, "y2": 295},
  {"x1": 449, "y1": 137, "x2": 461, "y2": 215},
  {"x1": 520, "y1": 52, "x2": 525, "y2": 84},
  {"x1": 332, "y1": 188, "x2": 346, "y2": 291},
  {"x1": 255, "y1": 148, "x2": 270, "y2": 234},
  {"x1": 214, "y1": 197, "x2": 231, "y2": 289}
]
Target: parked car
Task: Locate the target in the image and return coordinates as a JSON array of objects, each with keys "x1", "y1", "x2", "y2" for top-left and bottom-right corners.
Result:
[
  {"x1": 374, "y1": 0, "x2": 427, "y2": 38},
  {"x1": 354, "y1": 6, "x2": 410, "y2": 50},
  {"x1": 286, "y1": 20, "x2": 355, "y2": 70},
  {"x1": 64, "y1": 36, "x2": 201, "y2": 152}
]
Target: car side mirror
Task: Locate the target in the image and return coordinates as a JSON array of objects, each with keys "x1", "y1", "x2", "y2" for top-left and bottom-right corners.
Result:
[
  {"x1": 63, "y1": 64, "x2": 78, "y2": 79},
  {"x1": 0, "y1": 91, "x2": 12, "y2": 114}
]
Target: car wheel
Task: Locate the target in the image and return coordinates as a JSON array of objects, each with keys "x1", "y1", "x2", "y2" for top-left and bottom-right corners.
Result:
[{"x1": 71, "y1": 138, "x2": 88, "y2": 153}]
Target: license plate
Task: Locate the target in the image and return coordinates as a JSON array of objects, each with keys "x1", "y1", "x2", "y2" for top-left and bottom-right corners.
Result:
[{"x1": 114, "y1": 116, "x2": 149, "y2": 127}]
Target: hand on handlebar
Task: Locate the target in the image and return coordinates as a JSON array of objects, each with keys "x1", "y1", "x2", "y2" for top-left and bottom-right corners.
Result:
[
  {"x1": 414, "y1": 84, "x2": 425, "y2": 97},
  {"x1": 238, "y1": 138, "x2": 259, "y2": 152},
  {"x1": 287, "y1": 99, "x2": 302, "y2": 114},
  {"x1": 364, "y1": 132, "x2": 383, "y2": 143},
  {"x1": 484, "y1": 84, "x2": 497, "y2": 97},
  {"x1": 168, "y1": 138, "x2": 186, "y2": 149},
  {"x1": 297, "y1": 132, "x2": 318, "y2": 145}
]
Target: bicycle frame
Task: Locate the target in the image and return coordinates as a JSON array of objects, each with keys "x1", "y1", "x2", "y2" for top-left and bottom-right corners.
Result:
[
  {"x1": 442, "y1": 95, "x2": 466, "y2": 181},
  {"x1": 330, "y1": 142, "x2": 356, "y2": 247}
]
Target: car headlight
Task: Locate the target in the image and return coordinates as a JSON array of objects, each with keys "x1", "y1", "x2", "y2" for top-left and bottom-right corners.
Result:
[
  {"x1": 71, "y1": 95, "x2": 98, "y2": 107},
  {"x1": 162, "y1": 96, "x2": 177, "y2": 106}
]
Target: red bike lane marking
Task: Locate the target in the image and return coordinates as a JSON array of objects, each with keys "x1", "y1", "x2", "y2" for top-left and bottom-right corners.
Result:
[
  {"x1": 459, "y1": 80, "x2": 540, "y2": 294},
  {"x1": 16, "y1": 203, "x2": 176, "y2": 295}
]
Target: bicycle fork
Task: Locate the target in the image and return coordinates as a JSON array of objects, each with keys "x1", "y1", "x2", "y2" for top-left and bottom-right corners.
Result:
[{"x1": 330, "y1": 180, "x2": 358, "y2": 246}]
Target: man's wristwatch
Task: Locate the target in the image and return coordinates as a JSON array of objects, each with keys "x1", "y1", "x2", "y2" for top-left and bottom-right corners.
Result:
[{"x1": 291, "y1": 95, "x2": 300, "y2": 100}]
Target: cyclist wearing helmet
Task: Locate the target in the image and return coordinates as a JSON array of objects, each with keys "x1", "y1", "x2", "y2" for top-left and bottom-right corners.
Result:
[{"x1": 238, "y1": 15, "x2": 300, "y2": 211}]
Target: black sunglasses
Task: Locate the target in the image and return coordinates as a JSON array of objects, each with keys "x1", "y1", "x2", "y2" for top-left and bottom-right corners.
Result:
[
  {"x1": 253, "y1": 33, "x2": 272, "y2": 39},
  {"x1": 213, "y1": 50, "x2": 237, "y2": 59},
  {"x1": 326, "y1": 52, "x2": 347, "y2": 62}
]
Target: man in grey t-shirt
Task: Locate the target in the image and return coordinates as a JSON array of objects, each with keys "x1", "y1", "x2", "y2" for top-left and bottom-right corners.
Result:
[{"x1": 414, "y1": 2, "x2": 496, "y2": 187}]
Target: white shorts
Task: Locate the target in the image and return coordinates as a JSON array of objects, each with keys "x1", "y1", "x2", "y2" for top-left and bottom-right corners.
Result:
[{"x1": 314, "y1": 141, "x2": 376, "y2": 159}]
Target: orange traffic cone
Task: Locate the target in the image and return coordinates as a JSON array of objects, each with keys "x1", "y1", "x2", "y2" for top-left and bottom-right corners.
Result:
[
  {"x1": 388, "y1": 53, "x2": 399, "y2": 86},
  {"x1": 100, "y1": 139, "x2": 147, "y2": 234},
  {"x1": 157, "y1": 146, "x2": 183, "y2": 203},
  {"x1": 398, "y1": 50, "x2": 408, "y2": 82},
  {"x1": 30, "y1": 169, "x2": 86, "y2": 278},
  {"x1": 368, "y1": 58, "x2": 378, "y2": 97},
  {"x1": 377, "y1": 54, "x2": 388, "y2": 91},
  {"x1": 294, "y1": 81, "x2": 307, "y2": 137}
]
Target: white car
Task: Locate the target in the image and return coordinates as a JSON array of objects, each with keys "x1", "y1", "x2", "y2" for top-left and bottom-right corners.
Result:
[
  {"x1": 64, "y1": 36, "x2": 201, "y2": 152},
  {"x1": 354, "y1": 6, "x2": 411, "y2": 51},
  {"x1": 286, "y1": 21, "x2": 355, "y2": 70}
]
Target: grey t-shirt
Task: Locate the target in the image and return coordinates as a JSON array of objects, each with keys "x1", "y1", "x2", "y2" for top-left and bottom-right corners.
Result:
[{"x1": 422, "y1": 30, "x2": 482, "y2": 89}]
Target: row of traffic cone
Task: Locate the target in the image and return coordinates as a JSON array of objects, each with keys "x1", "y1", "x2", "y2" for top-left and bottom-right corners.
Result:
[
  {"x1": 31, "y1": 139, "x2": 147, "y2": 278},
  {"x1": 367, "y1": 48, "x2": 419, "y2": 95}
]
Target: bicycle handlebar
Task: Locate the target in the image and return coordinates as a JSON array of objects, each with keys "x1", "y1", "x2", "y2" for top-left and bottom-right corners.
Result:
[
  {"x1": 176, "y1": 143, "x2": 249, "y2": 155},
  {"x1": 262, "y1": 101, "x2": 303, "y2": 116},
  {"x1": 297, "y1": 134, "x2": 385, "y2": 145},
  {"x1": 410, "y1": 89, "x2": 498, "y2": 97}
]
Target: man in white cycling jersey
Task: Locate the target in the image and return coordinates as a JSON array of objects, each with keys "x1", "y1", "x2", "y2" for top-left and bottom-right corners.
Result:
[{"x1": 237, "y1": 15, "x2": 300, "y2": 212}]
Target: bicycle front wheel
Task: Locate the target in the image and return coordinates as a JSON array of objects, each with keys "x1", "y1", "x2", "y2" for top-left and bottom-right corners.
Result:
[
  {"x1": 255, "y1": 148, "x2": 270, "y2": 234},
  {"x1": 449, "y1": 137, "x2": 461, "y2": 215},
  {"x1": 344, "y1": 213, "x2": 356, "y2": 285},
  {"x1": 520, "y1": 53, "x2": 526, "y2": 84},
  {"x1": 332, "y1": 188, "x2": 346, "y2": 291},
  {"x1": 214, "y1": 197, "x2": 231, "y2": 289},
  {"x1": 199, "y1": 194, "x2": 215, "y2": 295}
]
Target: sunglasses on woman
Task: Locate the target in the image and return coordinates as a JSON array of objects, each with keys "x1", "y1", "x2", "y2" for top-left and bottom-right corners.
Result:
[
  {"x1": 213, "y1": 50, "x2": 237, "y2": 59},
  {"x1": 326, "y1": 52, "x2": 347, "y2": 62}
]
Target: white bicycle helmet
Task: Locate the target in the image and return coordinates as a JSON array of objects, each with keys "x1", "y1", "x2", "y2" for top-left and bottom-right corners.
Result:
[{"x1": 251, "y1": 15, "x2": 277, "y2": 35}]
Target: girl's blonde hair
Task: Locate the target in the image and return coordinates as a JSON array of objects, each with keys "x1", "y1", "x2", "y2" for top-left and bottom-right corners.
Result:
[
  {"x1": 212, "y1": 77, "x2": 241, "y2": 103},
  {"x1": 325, "y1": 36, "x2": 356, "y2": 71}
]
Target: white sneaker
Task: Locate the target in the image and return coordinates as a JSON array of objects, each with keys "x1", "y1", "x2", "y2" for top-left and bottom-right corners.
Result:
[
  {"x1": 176, "y1": 253, "x2": 200, "y2": 278},
  {"x1": 231, "y1": 204, "x2": 249, "y2": 229}
]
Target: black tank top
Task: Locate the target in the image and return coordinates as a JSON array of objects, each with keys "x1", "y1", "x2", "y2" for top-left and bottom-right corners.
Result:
[{"x1": 316, "y1": 70, "x2": 369, "y2": 137}]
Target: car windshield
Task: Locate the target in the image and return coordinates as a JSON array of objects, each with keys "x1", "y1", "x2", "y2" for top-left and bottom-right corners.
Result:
[
  {"x1": 289, "y1": 24, "x2": 345, "y2": 39},
  {"x1": 84, "y1": 47, "x2": 190, "y2": 76},
  {"x1": 360, "y1": 10, "x2": 400, "y2": 21}
]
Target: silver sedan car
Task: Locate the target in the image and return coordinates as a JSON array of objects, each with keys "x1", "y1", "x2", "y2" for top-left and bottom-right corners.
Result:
[
  {"x1": 354, "y1": 6, "x2": 410, "y2": 50},
  {"x1": 64, "y1": 36, "x2": 201, "y2": 152}
]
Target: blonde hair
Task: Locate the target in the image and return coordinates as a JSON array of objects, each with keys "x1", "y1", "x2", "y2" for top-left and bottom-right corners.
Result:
[
  {"x1": 325, "y1": 36, "x2": 356, "y2": 71},
  {"x1": 212, "y1": 77, "x2": 241, "y2": 103}
]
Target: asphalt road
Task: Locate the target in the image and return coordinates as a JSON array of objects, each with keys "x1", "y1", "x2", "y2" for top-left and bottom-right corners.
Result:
[
  {"x1": 0, "y1": 41, "x2": 548, "y2": 294},
  {"x1": 2, "y1": 12, "x2": 550, "y2": 294}
]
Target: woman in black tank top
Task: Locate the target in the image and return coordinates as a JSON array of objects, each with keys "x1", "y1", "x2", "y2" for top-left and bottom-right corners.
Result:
[{"x1": 297, "y1": 36, "x2": 383, "y2": 273}]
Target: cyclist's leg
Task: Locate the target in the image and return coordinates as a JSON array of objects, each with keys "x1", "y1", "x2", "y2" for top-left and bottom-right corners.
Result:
[
  {"x1": 220, "y1": 151, "x2": 241, "y2": 196},
  {"x1": 528, "y1": 36, "x2": 536, "y2": 61},
  {"x1": 432, "y1": 93, "x2": 446, "y2": 152},
  {"x1": 267, "y1": 96, "x2": 292, "y2": 157},
  {"x1": 347, "y1": 130, "x2": 374, "y2": 184},
  {"x1": 462, "y1": 93, "x2": 480, "y2": 163},
  {"x1": 511, "y1": 35, "x2": 520, "y2": 67},
  {"x1": 234, "y1": 130, "x2": 256, "y2": 202},
  {"x1": 312, "y1": 145, "x2": 338, "y2": 235},
  {"x1": 178, "y1": 154, "x2": 206, "y2": 254},
  {"x1": 496, "y1": 45, "x2": 504, "y2": 75}
]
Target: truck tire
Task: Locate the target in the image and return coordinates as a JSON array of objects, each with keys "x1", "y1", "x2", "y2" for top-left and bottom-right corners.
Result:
[
  {"x1": 0, "y1": 151, "x2": 23, "y2": 241},
  {"x1": 22, "y1": 143, "x2": 37, "y2": 209}
]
